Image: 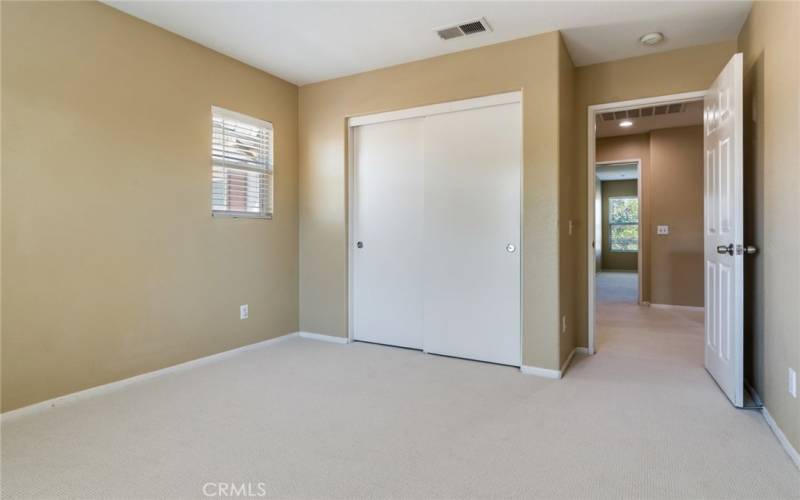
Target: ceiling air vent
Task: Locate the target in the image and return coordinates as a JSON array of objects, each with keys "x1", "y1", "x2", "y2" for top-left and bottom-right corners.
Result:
[
  {"x1": 436, "y1": 17, "x2": 492, "y2": 40},
  {"x1": 600, "y1": 103, "x2": 686, "y2": 121}
]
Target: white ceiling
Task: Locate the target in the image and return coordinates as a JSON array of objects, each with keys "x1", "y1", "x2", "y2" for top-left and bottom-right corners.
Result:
[
  {"x1": 597, "y1": 163, "x2": 638, "y2": 181},
  {"x1": 596, "y1": 100, "x2": 704, "y2": 138},
  {"x1": 105, "y1": 1, "x2": 751, "y2": 86}
]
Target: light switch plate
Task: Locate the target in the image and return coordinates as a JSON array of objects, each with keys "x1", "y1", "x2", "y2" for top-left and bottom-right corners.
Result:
[
  {"x1": 657, "y1": 225, "x2": 669, "y2": 235},
  {"x1": 789, "y1": 368, "x2": 797, "y2": 398},
  {"x1": 240, "y1": 304, "x2": 248, "y2": 320}
]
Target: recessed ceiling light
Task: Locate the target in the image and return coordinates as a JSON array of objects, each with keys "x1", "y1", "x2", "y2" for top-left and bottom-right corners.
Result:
[
  {"x1": 639, "y1": 32, "x2": 664, "y2": 46},
  {"x1": 619, "y1": 120, "x2": 633, "y2": 128}
]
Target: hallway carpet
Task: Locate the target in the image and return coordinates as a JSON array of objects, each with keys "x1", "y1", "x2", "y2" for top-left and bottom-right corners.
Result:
[
  {"x1": 597, "y1": 270, "x2": 639, "y2": 304},
  {"x1": 2, "y1": 306, "x2": 798, "y2": 498}
]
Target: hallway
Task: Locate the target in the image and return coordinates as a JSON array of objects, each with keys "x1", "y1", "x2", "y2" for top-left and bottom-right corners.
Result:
[{"x1": 596, "y1": 271, "x2": 639, "y2": 305}]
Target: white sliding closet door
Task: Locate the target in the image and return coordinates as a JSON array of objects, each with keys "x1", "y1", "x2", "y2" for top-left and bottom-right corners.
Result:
[
  {"x1": 352, "y1": 118, "x2": 425, "y2": 348},
  {"x1": 422, "y1": 102, "x2": 522, "y2": 366}
]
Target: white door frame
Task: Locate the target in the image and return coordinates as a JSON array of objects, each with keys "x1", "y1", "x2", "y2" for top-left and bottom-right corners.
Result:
[
  {"x1": 595, "y1": 159, "x2": 643, "y2": 304},
  {"x1": 586, "y1": 90, "x2": 707, "y2": 354},
  {"x1": 347, "y1": 91, "x2": 523, "y2": 346}
]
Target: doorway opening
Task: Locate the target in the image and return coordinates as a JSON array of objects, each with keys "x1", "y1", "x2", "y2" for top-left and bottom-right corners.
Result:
[
  {"x1": 595, "y1": 160, "x2": 642, "y2": 306},
  {"x1": 587, "y1": 90, "x2": 707, "y2": 357},
  {"x1": 587, "y1": 55, "x2": 747, "y2": 407}
]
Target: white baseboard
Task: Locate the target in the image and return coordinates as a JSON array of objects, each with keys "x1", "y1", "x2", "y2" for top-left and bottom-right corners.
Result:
[
  {"x1": 298, "y1": 331, "x2": 350, "y2": 344},
  {"x1": 650, "y1": 303, "x2": 704, "y2": 312},
  {"x1": 520, "y1": 364, "x2": 561, "y2": 379},
  {"x1": 762, "y1": 406, "x2": 800, "y2": 470},
  {"x1": 520, "y1": 347, "x2": 590, "y2": 380},
  {"x1": 1, "y1": 332, "x2": 299, "y2": 423},
  {"x1": 561, "y1": 346, "x2": 589, "y2": 375}
]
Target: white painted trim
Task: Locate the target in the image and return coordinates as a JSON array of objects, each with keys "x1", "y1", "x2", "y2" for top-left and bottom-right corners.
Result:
[
  {"x1": 298, "y1": 331, "x2": 350, "y2": 344},
  {"x1": 1, "y1": 332, "x2": 299, "y2": 423},
  {"x1": 212, "y1": 105, "x2": 273, "y2": 130},
  {"x1": 347, "y1": 124, "x2": 356, "y2": 344},
  {"x1": 762, "y1": 407, "x2": 800, "y2": 470},
  {"x1": 521, "y1": 347, "x2": 589, "y2": 380},
  {"x1": 650, "y1": 303, "x2": 705, "y2": 312},
  {"x1": 587, "y1": 90, "x2": 707, "y2": 355},
  {"x1": 588, "y1": 90, "x2": 708, "y2": 113},
  {"x1": 561, "y1": 346, "x2": 589, "y2": 376},
  {"x1": 520, "y1": 364, "x2": 561, "y2": 379},
  {"x1": 348, "y1": 91, "x2": 521, "y2": 127}
]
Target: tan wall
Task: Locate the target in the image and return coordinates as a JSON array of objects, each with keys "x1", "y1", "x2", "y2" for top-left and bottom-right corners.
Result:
[
  {"x1": 572, "y1": 41, "x2": 737, "y2": 346},
  {"x1": 600, "y1": 180, "x2": 638, "y2": 271},
  {"x1": 596, "y1": 127, "x2": 704, "y2": 306},
  {"x1": 1, "y1": 2, "x2": 299, "y2": 411},
  {"x1": 558, "y1": 37, "x2": 578, "y2": 367},
  {"x1": 299, "y1": 32, "x2": 570, "y2": 369},
  {"x1": 596, "y1": 133, "x2": 651, "y2": 299},
  {"x1": 649, "y1": 126, "x2": 703, "y2": 307},
  {"x1": 738, "y1": 0, "x2": 800, "y2": 453}
]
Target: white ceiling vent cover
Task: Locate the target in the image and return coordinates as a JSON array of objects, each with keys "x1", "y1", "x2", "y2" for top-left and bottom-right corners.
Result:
[
  {"x1": 600, "y1": 103, "x2": 686, "y2": 121},
  {"x1": 436, "y1": 17, "x2": 492, "y2": 40}
]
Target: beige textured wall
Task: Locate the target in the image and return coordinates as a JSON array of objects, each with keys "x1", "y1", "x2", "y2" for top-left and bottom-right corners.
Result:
[
  {"x1": 738, "y1": 0, "x2": 800, "y2": 453},
  {"x1": 600, "y1": 180, "x2": 638, "y2": 271},
  {"x1": 1, "y1": 2, "x2": 299, "y2": 411},
  {"x1": 558, "y1": 37, "x2": 578, "y2": 367},
  {"x1": 596, "y1": 133, "x2": 651, "y2": 299},
  {"x1": 573, "y1": 41, "x2": 737, "y2": 346},
  {"x1": 299, "y1": 32, "x2": 568, "y2": 369},
  {"x1": 649, "y1": 126, "x2": 703, "y2": 307}
]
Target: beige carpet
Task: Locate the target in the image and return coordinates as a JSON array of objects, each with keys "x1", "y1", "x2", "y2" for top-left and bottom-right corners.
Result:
[
  {"x1": 2, "y1": 305, "x2": 799, "y2": 499},
  {"x1": 597, "y1": 271, "x2": 639, "y2": 304}
]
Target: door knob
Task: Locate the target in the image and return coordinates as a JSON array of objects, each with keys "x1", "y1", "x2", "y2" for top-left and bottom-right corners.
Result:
[
  {"x1": 716, "y1": 244, "x2": 734, "y2": 256},
  {"x1": 506, "y1": 243, "x2": 516, "y2": 253},
  {"x1": 743, "y1": 245, "x2": 758, "y2": 255},
  {"x1": 356, "y1": 241, "x2": 364, "y2": 249}
]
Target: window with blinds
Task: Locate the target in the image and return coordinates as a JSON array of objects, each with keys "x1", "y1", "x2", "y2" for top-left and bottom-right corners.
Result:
[
  {"x1": 212, "y1": 106, "x2": 273, "y2": 218},
  {"x1": 608, "y1": 196, "x2": 639, "y2": 252}
]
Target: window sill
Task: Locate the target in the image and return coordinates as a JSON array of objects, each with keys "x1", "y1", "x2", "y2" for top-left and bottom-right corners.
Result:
[{"x1": 212, "y1": 211, "x2": 272, "y2": 220}]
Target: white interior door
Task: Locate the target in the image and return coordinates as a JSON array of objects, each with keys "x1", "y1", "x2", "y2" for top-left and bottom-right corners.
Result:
[
  {"x1": 422, "y1": 102, "x2": 522, "y2": 366},
  {"x1": 703, "y1": 53, "x2": 744, "y2": 407},
  {"x1": 352, "y1": 118, "x2": 424, "y2": 349}
]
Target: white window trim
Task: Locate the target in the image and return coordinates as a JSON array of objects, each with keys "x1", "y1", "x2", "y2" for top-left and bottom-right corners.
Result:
[{"x1": 212, "y1": 106, "x2": 273, "y2": 131}]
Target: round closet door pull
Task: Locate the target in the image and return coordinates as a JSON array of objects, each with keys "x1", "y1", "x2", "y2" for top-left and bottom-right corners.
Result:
[{"x1": 506, "y1": 243, "x2": 516, "y2": 253}]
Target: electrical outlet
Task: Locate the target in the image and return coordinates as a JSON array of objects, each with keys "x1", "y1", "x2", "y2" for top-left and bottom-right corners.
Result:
[
  {"x1": 657, "y1": 225, "x2": 669, "y2": 235},
  {"x1": 561, "y1": 315, "x2": 567, "y2": 334},
  {"x1": 789, "y1": 368, "x2": 797, "y2": 398},
  {"x1": 568, "y1": 220, "x2": 574, "y2": 236},
  {"x1": 240, "y1": 304, "x2": 248, "y2": 320}
]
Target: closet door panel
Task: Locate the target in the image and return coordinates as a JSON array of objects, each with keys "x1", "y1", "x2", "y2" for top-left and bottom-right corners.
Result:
[
  {"x1": 422, "y1": 103, "x2": 522, "y2": 365},
  {"x1": 352, "y1": 118, "x2": 425, "y2": 349}
]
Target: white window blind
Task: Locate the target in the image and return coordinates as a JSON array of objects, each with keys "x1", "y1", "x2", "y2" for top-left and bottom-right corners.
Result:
[{"x1": 212, "y1": 106, "x2": 273, "y2": 218}]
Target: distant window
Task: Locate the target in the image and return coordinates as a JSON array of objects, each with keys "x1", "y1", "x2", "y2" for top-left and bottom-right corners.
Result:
[
  {"x1": 609, "y1": 196, "x2": 639, "y2": 252},
  {"x1": 211, "y1": 107, "x2": 273, "y2": 218}
]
